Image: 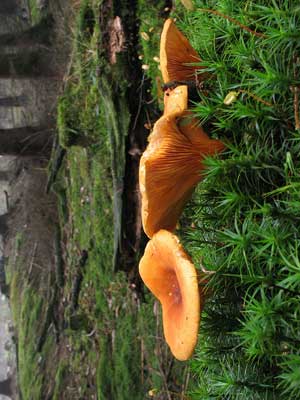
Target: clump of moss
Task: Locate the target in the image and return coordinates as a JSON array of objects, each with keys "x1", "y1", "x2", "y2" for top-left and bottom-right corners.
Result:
[
  {"x1": 57, "y1": 91, "x2": 84, "y2": 148},
  {"x1": 137, "y1": 0, "x2": 170, "y2": 106},
  {"x1": 176, "y1": 1, "x2": 300, "y2": 398}
]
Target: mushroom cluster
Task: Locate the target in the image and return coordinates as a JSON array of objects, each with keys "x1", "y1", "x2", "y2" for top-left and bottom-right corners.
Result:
[{"x1": 138, "y1": 19, "x2": 224, "y2": 360}]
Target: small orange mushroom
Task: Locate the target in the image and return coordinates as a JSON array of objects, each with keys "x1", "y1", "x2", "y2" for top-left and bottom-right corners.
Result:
[
  {"x1": 139, "y1": 229, "x2": 200, "y2": 360},
  {"x1": 160, "y1": 18, "x2": 202, "y2": 83},
  {"x1": 139, "y1": 110, "x2": 225, "y2": 238}
]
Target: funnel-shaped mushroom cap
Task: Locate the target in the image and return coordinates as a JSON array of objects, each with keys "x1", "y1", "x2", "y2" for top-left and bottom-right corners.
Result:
[
  {"x1": 139, "y1": 113, "x2": 225, "y2": 238},
  {"x1": 160, "y1": 18, "x2": 202, "y2": 83},
  {"x1": 163, "y1": 85, "x2": 188, "y2": 118},
  {"x1": 139, "y1": 229, "x2": 200, "y2": 360}
]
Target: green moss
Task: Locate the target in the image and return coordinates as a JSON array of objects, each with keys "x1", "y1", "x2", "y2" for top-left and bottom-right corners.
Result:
[
  {"x1": 57, "y1": 94, "x2": 81, "y2": 148},
  {"x1": 137, "y1": 0, "x2": 167, "y2": 106},
  {"x1": 52, "y1": 361, "x2": 69, "y2": 400},
  {"x1": 176, "y1": 1, "x2": 300, "y2": 398},
  {"x1": 10, "y1": 278, "x2": 55, "y2": 400},
  {"x1": 28, "y1": 0, "x2": 43, "y2": 24},
  {"x1": 45, "y1": 0, "x2": 190, "y2": 398},
  {"x1": 17, "y1": 288, "x2": 44, "y2": 400}
]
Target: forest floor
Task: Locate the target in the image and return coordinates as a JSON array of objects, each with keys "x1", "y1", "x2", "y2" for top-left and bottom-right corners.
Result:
[
  {"x1": 5, "y1": 2, "x2": 299, "y2": 400},
  {"x1": 4, "y1": 1, "x2": 193, "y2": 399}
]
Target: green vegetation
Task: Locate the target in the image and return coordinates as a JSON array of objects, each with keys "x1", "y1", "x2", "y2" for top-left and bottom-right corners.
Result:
[
  {"x1": 8, "y1": 236, "x2": 57, "y2": 400},
  {"x1": 28, "y1": 0, "x2": 46, "y2": 24},
  {"x1": 172, "y1": 1, "x2": 300, "y2": 398},
  {"x1": 9, "y1": 0, "x2": 300, "y2": 399},
  {"x1": 137, "y1": 0, "x2": 168, "y2": 105},
  {"x1": 51, "y1": 0, "x2": 188, "y2": 398}
]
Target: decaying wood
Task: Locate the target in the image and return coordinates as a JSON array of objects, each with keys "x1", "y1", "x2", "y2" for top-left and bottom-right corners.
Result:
[
  {"x1": 70, "y1": 250, "x2": 88, "y2": 311},
  {"x1": 36, "y1": 284, "x2": 57, "y2": 353},
  {"x1": 54, "y1": 226, "x2": 64, "y2": 288},
  {"x1": 46, "y1": 136, "x2": 66, "y2": 193}
]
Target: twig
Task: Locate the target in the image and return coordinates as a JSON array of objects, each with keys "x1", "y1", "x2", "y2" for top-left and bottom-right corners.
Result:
[
  {"x1": 199, "y1": 8, "x2": 267, "y2": 38},
  {"x1": 132, "y1": 72, "x2": 145, "y2": 130},
  {"x1": 28, "y1": 242, "x2": 38, "y2": 279},
  {"x1": 198, "y1": 257, "x2": 216, "y2": 275},
  {"x1": 36, "y1": 285, "x2": 57, "y2": 353},
  {"x1": 293, "y1": 57, "x2": 300, "y2": 130},
  {"x1": 86, "y1": 328, "x2": 96, "y2": 338},
  {"x1": 293, "y1": 86, "x2": 299, "y2": 130},
  {"x1": 54, "y1": 226, "x2": 64, "y2": 288},
  {"x1": 70, "y1": 250, "x2": 88, "y2": 311},
  {"x1": 144, "y1": 108, "x2": 153, "y2": 131},
  {"x1": 20, "y1": 128, "x2": 52, "y2": 143},
  {"x1": 239, "y1": 90, "x2": 272, "y2": 106},
  {"x1": 19, "y1": 128, "x2": 54, "y2": 156},
  {"x1": 181, "y1": 367, "x2": 190, "y2": 400},
  {"x1": 154, "y1": 301, "x2": 172, "y2": 400},
  {"x1": 156, "y1": 359, "x2": 172, "y2": 400},
  {"x1": 141, "y1": 338, "x2": 145, "y2": 385}
]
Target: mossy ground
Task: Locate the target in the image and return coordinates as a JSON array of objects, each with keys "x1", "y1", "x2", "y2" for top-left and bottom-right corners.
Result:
[
  {"x1": 11, "y1": 1, "x2": 298, "y2": 399},
  {"x1": 52, "y1": 1, "x2": 190, "y2": 398},
  {"x1": 28, "y1": 0, "x2": 49, "y2": 24},
  {"x1": 7, "y1": 1, "x2": 192, "y2": 399}
]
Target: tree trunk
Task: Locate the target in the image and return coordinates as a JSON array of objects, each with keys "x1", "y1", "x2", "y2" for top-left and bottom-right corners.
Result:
[
  {"x1": 0, "y1": 171, "x2": 9, "y2": 181},
  {"x1": 0, "y1": 94, "x2": 27, "y2": 107},
  {"x1": 0, "y1": 213, "x2": 8, "y2": 235},
  {"x1": 0, "y1": 0, "x2": 18, "y2": 16},
  {"x1": 0, "y1": 377, "x2": 12, "y2": 397},
  {"x1": 0, "y1": 255, "x2": 9, "y2": 297},
  {"x1": 0, "y1": 126, "x2": 53, "y2": 156},
  {"x1": 0, "y1": 48, "x2": 56, "y2": 77},
  {"x1": 0, "y1": 17, "x2": 52, "y2": 47}
]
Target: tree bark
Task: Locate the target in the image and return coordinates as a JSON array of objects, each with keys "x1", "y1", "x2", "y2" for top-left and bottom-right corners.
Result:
[
  {"x1": 0, "y1": 171, "x2": 9, "y2": 181},
  {"x1": 0, "y1": 126, "x2": 53, "y2": 156},
  {"x1": 0, "y1": 95, "x2": 27, "y2": 107},
  {"x1": 0, "y1": 213, "x2": 8, "y2": 235},
  {"x1": 0, "y1": 17, "x2": 52, "y2": 47},
  {"x1": 0, "y1": 0, "x2": 18, "y2": 16},
  {"x1": 0, "y1": 377, "x2": 12, "y2": 396},
  {"x1": 0, "y1": 255, "x2": 9, "y2": 297},
  {"x1": 0, "y1": 48, "x2": 56, "y2": 77}
]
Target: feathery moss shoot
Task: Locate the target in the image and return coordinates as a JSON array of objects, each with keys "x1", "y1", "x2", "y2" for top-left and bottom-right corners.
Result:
[{"x1": 176, "y1": 1, "x2": 300, "y2": 399}]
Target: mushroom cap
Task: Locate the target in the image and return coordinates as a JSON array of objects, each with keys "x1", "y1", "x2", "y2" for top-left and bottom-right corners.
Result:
[
  {"x1": 163, "y1": 85, "x2": 188, "y2": 118},
  {"x1": 139, "y1": 229, "x2": 200, "y2": 361},
  {"x1": 139, "y1": 112, "x2": 225, "y2": 238},
  {"x1": 160, "y1": 18, "x2": 201, "y2": 83}
]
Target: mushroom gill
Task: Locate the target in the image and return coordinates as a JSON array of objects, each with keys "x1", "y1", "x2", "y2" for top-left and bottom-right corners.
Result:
[
  {"x1": 139, "y1": 111, "x2": 225, "y2": 238},
  {"x1": 139, "y1": 229, "x2": 200, "y2": 361},
  {"x1": 160, "y1": 18, "x2": 202, "y2": 84}
]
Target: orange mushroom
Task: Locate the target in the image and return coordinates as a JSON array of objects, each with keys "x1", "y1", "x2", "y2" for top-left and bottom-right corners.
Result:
[
  {"x1": 160, "y1": 18, "x2": 202, "y2": 84},
  {"x1": 139, "y1": 229, "x2": 200, "y2": 360},
  {"x1": 139, "y1": 110, "x2": 225, "y2": 238},
  {"x1": 163, "y1": 85, "x2": 188, "y2": 118}
]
